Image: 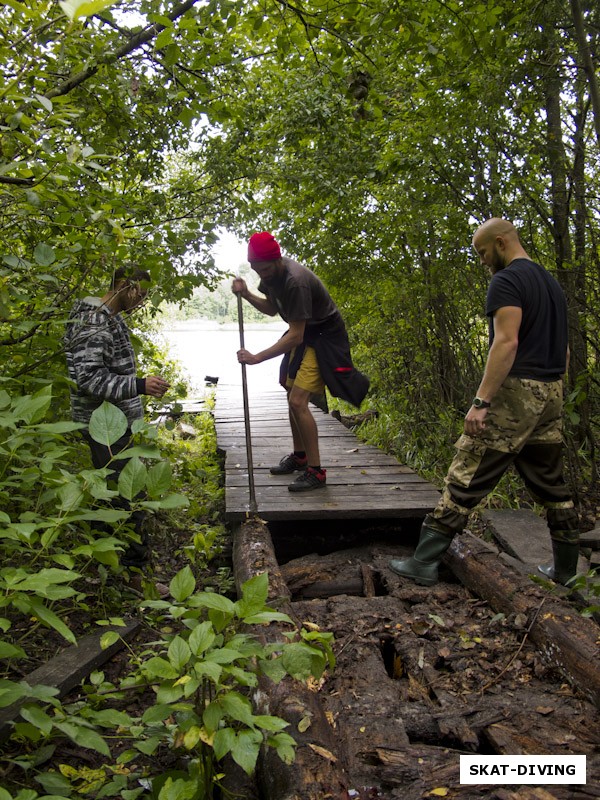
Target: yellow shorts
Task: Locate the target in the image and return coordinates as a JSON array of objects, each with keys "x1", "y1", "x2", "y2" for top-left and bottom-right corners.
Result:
[{"x1": 286, "y1": 346, "x2": 325, "y2": 394}]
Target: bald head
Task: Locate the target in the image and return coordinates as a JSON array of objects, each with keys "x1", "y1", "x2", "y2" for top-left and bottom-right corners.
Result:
[
  {"x1": 473, "y1": 218, "x2": 518, "y2": 244},
  {"x1": 472, "y1": 218, "x2": 529, "y2": 273}
]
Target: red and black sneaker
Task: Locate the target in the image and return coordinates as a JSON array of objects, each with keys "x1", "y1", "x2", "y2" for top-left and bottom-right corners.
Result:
[
  {"x1": 288, "y1": 467, "x2": 327, "y2": 492},
  {"x1": 270, "y1": 453, "x2": 307, "y2": 475}
]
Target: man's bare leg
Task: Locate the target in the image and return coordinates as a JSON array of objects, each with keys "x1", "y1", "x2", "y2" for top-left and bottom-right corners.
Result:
[{"x1": 287, "y1": 385, "x2": 320, "y2": 466}]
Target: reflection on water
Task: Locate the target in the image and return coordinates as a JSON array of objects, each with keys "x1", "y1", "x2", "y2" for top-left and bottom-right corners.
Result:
[{"x1": 160, "y1": 321, "x2": 288, "y2": 395}]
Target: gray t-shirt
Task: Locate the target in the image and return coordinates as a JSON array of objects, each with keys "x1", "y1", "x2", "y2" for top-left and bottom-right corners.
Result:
[{"x1": 258, "y1": 257, "x2": 340, "y2": 329}]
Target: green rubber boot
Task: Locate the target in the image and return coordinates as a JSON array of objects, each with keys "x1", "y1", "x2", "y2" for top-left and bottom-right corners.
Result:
[
  {"x1": 389, "y1": 526, "x2": 454, "y2": 586},
  {"x1": 538, "y1": 540, "x2": 580, "y2": 586}
]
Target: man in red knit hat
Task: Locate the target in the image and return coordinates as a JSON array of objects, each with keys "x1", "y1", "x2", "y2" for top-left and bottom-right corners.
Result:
[{"x1": 232, "y1": 232, "x2": 369, "y2": 492}]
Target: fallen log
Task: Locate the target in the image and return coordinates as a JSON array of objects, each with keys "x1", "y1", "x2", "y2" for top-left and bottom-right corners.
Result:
[
  {"x1": 279, "y1": 549, "x2": 378, "y2": 599},
  {"x1": 232, "y1": 520, "x2": 350, "y2": 800},
  {"x1": 445, "y1": 533, "x2": 600, "y2": 708}
]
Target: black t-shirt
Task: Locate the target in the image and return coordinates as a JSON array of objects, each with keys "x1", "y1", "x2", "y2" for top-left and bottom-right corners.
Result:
[
  {"x1": 485, "y1": 258, "x2": 568, "y2": 381},
  {"x1": 258, "y1": 257, "x2": 340, "y2": 329}
]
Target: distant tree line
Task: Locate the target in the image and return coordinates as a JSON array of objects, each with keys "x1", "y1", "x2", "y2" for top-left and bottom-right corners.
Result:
[{"x1": 161, "y1": 264, "x2": 268, "y2": 324}]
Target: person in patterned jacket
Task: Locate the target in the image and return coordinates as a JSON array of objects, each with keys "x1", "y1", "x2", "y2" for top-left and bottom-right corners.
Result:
[{"x1": 64, "y1": 266, "x2": 169, "y2": 581}]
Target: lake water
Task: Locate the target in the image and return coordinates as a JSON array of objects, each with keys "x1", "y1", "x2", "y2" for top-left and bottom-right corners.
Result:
[{"x1": 159, "y1": 320, "x2": 288, "y2": 396}]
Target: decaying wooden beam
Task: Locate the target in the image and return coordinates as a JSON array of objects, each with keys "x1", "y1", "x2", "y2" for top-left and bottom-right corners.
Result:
[
  {"x1": 233, "y1": 517, "x2": 291, "y2": 603},
  {"x1": 445, "y1": 533, "x2": 600, "y2": 708},
  {"x1": 0, "y1": 619, "x2": 141, "y2": 743},
  {"x1": 393, "y1": 637, "x2": 480, "y2": 752},
  {"x1": 232, "y1": 520, "x2": 350, "y2": 800},
  {"x1": 360, "y1": 563, "x2": 376, "y2": 598}
]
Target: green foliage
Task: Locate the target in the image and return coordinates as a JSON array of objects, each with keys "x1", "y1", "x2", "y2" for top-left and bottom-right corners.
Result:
[
  {"x1": 1, "y1": 570, "x2": 335, "y2": 800},
  {"x1": 1, "y1": 0, "x2": 599, "y2": 793},
  {"x1": 0, "y1": 390, "x2": 187, "y2": 712}
]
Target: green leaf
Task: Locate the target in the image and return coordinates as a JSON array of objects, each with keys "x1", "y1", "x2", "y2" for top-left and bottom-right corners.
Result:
[
  {"x1": 167, "y1": 636, "x2": 191, "y2": 671},
  {"x1": 54, "y1": 720, "x2": 110, "y2": 756},
  {"x1": 0, "y1": 680, "x2": 30, "y2": 708},
  {"x1": 234, "y1": 571, "x2": 269, "y2": 618},
  {"x1": 135, "y1": 736, "x2": 161, "y2": 755},
  {"x1": 212, "y1": 726, "x2": 236, "y2": 760},
  {"x1": 85, "y1": 708, "x2": 132, "y2": 727},
  {"x1": 100, "y1": 630, "x2": 120, "y2": 649},
  {"x1": 147, "y1": 461, "x2": 172, "y2": 497},
  {"x1": 270, "y1": 731, "x2": 296, "y2": 765},
  {"x1": 141, "y1": 704, "x2": 173, "y2": 724},
  {"x1": 231, "y1": 728, "x2": 261, "y2": 775},
  {"x1": 188, "y1": 591, "x2": 235, "y2": 615},
  {"x1": 57, "y1": 481, "x2": 85, "y2": 512},
  {"x1": 27, "y1": 597, "x2": 76, "y2": 644},
  {"x1": 219, "y1": 691, "x2": 254, "y2": 726},
  {"x1": 0, "y1": 641, "x2": 26, "y2": 659},
  {"x1": 33, "y1": 242, "x2": 56, "y2": 266},
  {"x1": 242, "y1": 611, "x2": 293, "y2": 625},
  {"x1": 169, "y1": 565, "x2": 196, "y2": 602},
  {"x1": 19, "y1": 703, "x2": 54, "y2": 734},
  {"x1": 142, "y1": 492, "x2": 189, "y2": 510},
  {"x1": 143, "y1": 657, "x2": 179, "y2": 680},
  {"x1": 188, "y1": 620, "x2": 215, "y2": 655},
  {"x1": 118, "y1": 456, "x2": 147, "y2": 500},
  {"x1": 59, "y1": 0, "x2": 117, "y2": 20},
  {"x1": 88, "y1": 402, "x2": 128, "y2": 447},
  {"x1": 281, "y1": 642, "x2": 323, "y2": 681},
  {"x1": 253, "y1": 715, "x2": 289, "y2": 732},
  {"x1": 12, "y1": 387, "x2": 52, "y2": 424},
  {"x1": 36, "y1": 421, "x2": 84, "y2": 434},
  {"x1": 14, "y1": 568, "x2": 81, "y2": 591}
]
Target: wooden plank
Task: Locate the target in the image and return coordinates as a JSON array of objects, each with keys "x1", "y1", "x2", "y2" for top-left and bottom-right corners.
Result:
[
  {"x1": 484, "y1": 509, "x2": 589, "y2": 572},
  {"x1": 216, "y1": 385, "x2": 440, "y2": 522},
  {"x1": 225, "y1": 470, "x2": 430, "y2": 487},
  {"x1": 224, "y1": 450, "x2": 405, "y2": 467},
  {"x1": 483, "y1": 509, "x2": 554, "y2": 564},
  {"x1": 581, "y1": 525, "x2": 600, "y2": 549},
  {"x1": 0, "y1": 619, "x2": 141, "y2": 743}
]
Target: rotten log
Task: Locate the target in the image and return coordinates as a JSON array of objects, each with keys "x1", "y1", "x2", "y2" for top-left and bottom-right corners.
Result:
[
  {"x1": 232, "y1": 519, "x2": 350, "y2": 800},
  {"x1": 279, "y1": 549, "x2": 377, "y2": 599},
  {"x1": 444, "y1": 533, "x2": 600, "y2": 708},
  {"x1": 393, "y1": 637, "x2": 479, "y2": 751},
  {"x1": 292, "y1": 577, "x2": 364, "y2": 599}
]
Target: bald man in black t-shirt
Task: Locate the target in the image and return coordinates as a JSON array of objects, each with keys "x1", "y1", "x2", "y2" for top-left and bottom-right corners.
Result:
[{"x1": 389, "y1": 218, "x2": 580, "y2": 587}]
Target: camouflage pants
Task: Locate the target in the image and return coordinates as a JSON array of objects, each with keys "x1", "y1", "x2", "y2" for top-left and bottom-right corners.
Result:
[{"x1": 428, "y1": 377, "x2": 578, "y2": 544}]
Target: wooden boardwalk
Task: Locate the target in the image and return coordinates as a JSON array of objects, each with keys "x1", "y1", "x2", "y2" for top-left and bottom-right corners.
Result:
[{"x1": 214, "y1": 385, "x2": 440, "y2": 522}]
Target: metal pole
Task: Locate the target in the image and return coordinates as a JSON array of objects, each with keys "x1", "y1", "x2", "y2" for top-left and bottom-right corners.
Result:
[{"x1": 236, "y1": 292, "x2": 257, "y2": 513}]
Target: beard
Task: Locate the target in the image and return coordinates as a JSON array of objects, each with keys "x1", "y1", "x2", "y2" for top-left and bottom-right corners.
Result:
[{"x1": 490, "y1": 246, "x2": 508, "y2": 274}]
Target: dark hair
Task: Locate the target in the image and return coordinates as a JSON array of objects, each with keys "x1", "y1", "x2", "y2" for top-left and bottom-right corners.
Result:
[{"x1": 111, "y1": 265, "x2": 151, "y2": 290}]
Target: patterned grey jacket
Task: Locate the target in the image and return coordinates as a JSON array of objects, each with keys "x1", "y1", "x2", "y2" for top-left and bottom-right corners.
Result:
[{"x1": 64, "y1": 297, "x2": 144, "y2": 426}]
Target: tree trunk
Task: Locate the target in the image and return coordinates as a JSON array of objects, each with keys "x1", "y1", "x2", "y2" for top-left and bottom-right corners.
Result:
[
  {"x1": 569, "y1": 0, "x2": 600, "y2": 146},
  {"x1": 232, "y1": 520, "x2": 350, "y2": 800}
]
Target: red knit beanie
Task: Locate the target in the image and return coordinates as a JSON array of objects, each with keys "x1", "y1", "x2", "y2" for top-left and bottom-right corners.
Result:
[{"x1": 247, "y1": 232, "x2": 281, "y2": 262}]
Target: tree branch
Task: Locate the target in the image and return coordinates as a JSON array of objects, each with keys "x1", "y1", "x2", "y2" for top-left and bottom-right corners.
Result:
[
  {"x1": 45, "y1": 0, "x2": 202, "y2": 100},
  {"x1": 569, "y1": 0, "x2": 600, "y2": 146}
]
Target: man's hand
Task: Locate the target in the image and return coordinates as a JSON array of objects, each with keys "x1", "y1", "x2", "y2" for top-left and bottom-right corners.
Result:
[
  {"x1": 464, "y1": 406, "x2": 488, "y2": 436},
  {"x1": 145, "y1": 376, "x2": 170, "y2": 397},
  {"x1": 232, "y1": 277, "x2": 247, "y2": 296},
  {"x1": 237, "y1": 348, "x2": 261, "y2": 366}
]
